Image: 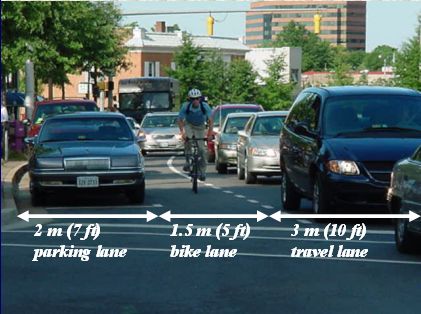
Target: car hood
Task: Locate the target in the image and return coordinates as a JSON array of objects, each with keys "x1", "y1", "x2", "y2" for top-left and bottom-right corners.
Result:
[
  {"x1": 35, "y1": 141, "x2": 139, "y2": 158},
  {"x1": 250, "y1": 135, "x2": 279, "y2": 149},
  {"x1": 143, "y1": 127, "x2": 178, "y2": 135},
  {"x1": 325, "y1": 138, "x2": 421, "y2": 161}
]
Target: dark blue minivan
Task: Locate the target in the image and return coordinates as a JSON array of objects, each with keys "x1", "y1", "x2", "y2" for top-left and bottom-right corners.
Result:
[{"x1": 279, "y1": 86, "x2": 421, "y2": 214}]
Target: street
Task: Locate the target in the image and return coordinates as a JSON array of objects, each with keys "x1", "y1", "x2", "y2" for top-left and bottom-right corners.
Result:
[{"x1": 2, "y1": 154, "x2": 421, "y2": 314}]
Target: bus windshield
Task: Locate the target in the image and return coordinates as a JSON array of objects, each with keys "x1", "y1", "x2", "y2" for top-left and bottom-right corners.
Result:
[{"x1": 119, "y1": 92, "x2": 170, "y2": 111}]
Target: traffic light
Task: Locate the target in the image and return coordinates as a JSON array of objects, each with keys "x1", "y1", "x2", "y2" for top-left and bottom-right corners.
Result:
[
  {"x1": 314, "y1": 14, "x2": 322, "y2": 34},
  {"x1": 207, "y1": 15, "x2": 214, "y2": 36},
  {"x1": 97, "y1": 81, "x2": 107, "y2": 90}
]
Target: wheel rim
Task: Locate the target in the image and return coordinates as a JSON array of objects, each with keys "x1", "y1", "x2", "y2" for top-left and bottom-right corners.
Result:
[
  {"x1": 313, "y1": 182, "x2": 320, "y2": 214},
  {"x1": 245, "y1": 158, "x2": 248, "y2": 180}
]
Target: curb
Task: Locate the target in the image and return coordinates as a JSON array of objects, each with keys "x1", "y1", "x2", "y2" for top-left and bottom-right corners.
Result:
[{"x1": 1, "y1": 163, "x2": 28, "y2": 226}]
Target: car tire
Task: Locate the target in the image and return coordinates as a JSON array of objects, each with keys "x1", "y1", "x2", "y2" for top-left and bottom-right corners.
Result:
[
  {"x1": 237, "y1": 156, "x2": 245, "y2": 180},
  {"x1": 312, "y1": 175, "x2": 331, "y2": 216},
  {"x1": 207, "y1": 152, "x2": 215, "y2": 163},
  {"x1": 127, "y1": 181, "x2": 145, "y2": 204},
  {"x1": 395, "y1": 202, "x2": 419, "y2": 254},
  {"x1": 31, "y1": 188, "x2": 45, "y2": 207},
  {"x1": 281, "y1": 171, "x2": 301, "y2": 211},
  {"x1": 244, "y1": 158, "x2": 257, "y2": 184},
  {"x1": 216, "y1": 159, "x2": 228, "y2": 174}
]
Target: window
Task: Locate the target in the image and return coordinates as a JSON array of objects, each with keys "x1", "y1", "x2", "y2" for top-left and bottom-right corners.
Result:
[
  {"x1": 412, "y1": 147, "x2": 421, "y2": 162},
  {"x1": 285, "y1": 93, "x2": 320, "y2": 133},
  {"x1": 144, "y1": 61, "x2": 160, "y2": 77}
]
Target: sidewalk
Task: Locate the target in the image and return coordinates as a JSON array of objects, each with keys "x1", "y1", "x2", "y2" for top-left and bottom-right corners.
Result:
[{"x1": 1, "y1": 160, "x2": 27, "y2": 226}]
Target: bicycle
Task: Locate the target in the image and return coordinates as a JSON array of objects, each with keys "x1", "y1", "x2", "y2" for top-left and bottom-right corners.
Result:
[{"x1": 185, "y1": 136, "x2": 207, "y2": 193}]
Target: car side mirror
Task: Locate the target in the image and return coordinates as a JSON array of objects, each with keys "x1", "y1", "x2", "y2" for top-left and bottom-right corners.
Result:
[
  {"x1": 295, "y1": 123, "x2": 316, "y2": 138},
  {"x1": 237, "y1": 130, "x2": 246, "y2": 137},
  {"x1": 24, "y1": 137, "x2": 36, "y2": 146}
]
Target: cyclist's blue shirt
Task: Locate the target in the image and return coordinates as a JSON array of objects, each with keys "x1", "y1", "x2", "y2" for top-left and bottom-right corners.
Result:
[{"x1": 178, "y1": 101, "x2": 212, "y2": 126}]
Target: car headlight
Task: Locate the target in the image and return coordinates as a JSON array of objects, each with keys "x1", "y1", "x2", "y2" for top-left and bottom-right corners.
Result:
[
  {"x1": 327, "y1": 160, "x2": 360, "y2": 175},
  {"x1": 175, "y1": 134, "x2": 182, "y2": 141},
  {"x1": 250, "y1": 148, "x2": 277, "y2": 157},
  {"x1": 112, "y1": 156, "x2": 139, "y2": 168},
  {"x1": 35, "y1": 158, "x2": 63, "y2": 169},
  {"x1": 220, "y1": 143, "x2": 237, "y2": 150}
]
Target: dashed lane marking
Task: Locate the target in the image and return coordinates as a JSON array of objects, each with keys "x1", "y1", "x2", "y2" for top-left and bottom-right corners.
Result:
[
  {"x1": 235, "y1": 195, "x2": 246, "y2": 199},
  {"x1": 247, "y1": 200, "x2": 259, "y2": 204}
]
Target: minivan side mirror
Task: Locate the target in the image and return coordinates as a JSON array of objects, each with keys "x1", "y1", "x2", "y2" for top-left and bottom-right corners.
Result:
[
  {"x1": 294, "y1": 122, "x2": 316, "y2": 138},
  {"x1": 24, "y1": 137, "x2": 36, "y2": 146}
]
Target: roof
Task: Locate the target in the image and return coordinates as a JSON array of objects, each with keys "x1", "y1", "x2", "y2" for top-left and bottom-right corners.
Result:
[
  {"x1": 254, "y1": 111, "x2": 289, "y2": 117},
  {"x1": 144, "y1": 111, "x2": 178, "y2": 116},
  {"x1": 126, "y1": 28, "x2": 249, "y2": 53},
  {"x1": 35, "y1": 99, "x2": 97, "y2": 106},
  {"x1": 215, "y1": 104, "x2": 262, "y2": 109},
  {"x1": 225, "y1": 112, "x2": 256, "y2": 118},
  {"x1": 304, "y1": 86, "x2": 421, "y2": 97},
  {"x1": 47, "y1": 112, "x2": 124, "y2": 120}
]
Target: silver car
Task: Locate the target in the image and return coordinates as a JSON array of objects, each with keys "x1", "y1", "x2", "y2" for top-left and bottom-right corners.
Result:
[
  {"x1": 215, "y1": 112, "x2": 254, "y2": 174},
  {"x1": 237, "y1": 111, "x2": 288, "y2": 184},
  {"x1": 139, "y1": 112, "x2": 183, "y2": 154}
]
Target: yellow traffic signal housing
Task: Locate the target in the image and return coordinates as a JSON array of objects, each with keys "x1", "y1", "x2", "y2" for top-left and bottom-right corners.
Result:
[
  {"x1": 207, "y1": 15, "x2": 214, "y2": 36},
  {"x1": 97, "y1": 81, "x2": 107, "y2": 91},
  {"x1": 314, "y1": 14, "x2": 322, "y2": 34}
]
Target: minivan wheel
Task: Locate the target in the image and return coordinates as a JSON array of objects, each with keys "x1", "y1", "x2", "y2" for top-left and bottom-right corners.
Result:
[
  {"x1": 281, "y1": 172, "x2": 300, "y2": 211},
  {"x1": 395, "y1": 203, "x2": 419, "y2": 254},
  {"x1": 237, "y1": 156, "x2": 245, "y2": 180},
  {"x1": 312, "y1": 176, "x2": 331, "y2": 215}
]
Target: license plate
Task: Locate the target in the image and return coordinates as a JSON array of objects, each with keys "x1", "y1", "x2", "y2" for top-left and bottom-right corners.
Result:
[
  {"x1": 159, "y1": 142, "x2": 169, "y2": 148},
  {"x1": 77, "y1": 176, "x2": 99, "y2": 188}
]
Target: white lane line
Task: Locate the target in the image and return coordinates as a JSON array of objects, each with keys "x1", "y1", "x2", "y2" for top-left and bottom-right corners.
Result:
[
  {"x1": 211, "y1": 186, "x2": 221, "y2": 190},
  {"x1": 297, "y1": 219, "x2": 312, "y2": 224},
  {"x1": 44, "y1": 223, "x2": 394, "y2": 235},
  {"x1": 1, "y1": 230, "x2": 394, "y2": 245},
  {"x1": 153, "y1": 204, "x2": 163, "y2": 208},
  {"x1": 45, "y1": 205, "x2": 157, "y2": 210},
  {"x1": 262, "y1": 205, "x2": 275, "y2": 210},
  {"x1": 247, "y1": 200, "x2": 259, "y2": 204},
  {"x1": 204, "y1": 183, "x2": 213, "y2": 187},
  {"x1": 223, "y1": 190, "x2": 234, "y2": 194},
  {"x1": 3, "y1": 243, "x2": 420, "y2": 265},
  {"x1": 235, "y1": 195, "x2": 246, "y2": 198},
  {"x1": 167, "y1": 156, "x2": 190, "y2": 180}
]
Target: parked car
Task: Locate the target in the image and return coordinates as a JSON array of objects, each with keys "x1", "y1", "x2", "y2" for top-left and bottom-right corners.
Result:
[
  {"x1": 138, "y1": 112, "x2": 183, "y2": 154},
  {"x1": 126, "y1": 116, "x2": 141, "y2": 136},
  {"x1": 207, "y1": 104, "x2": 264, "y2": 162},
  {"x1": 215, "y1": 112, "x2": 254, "y2": 174},
  {"x1": 388, "y1": 145, "x2": 421, "y2": 254},
  {"x1": 25, "y1": 112, "x2": 145, "y2": 206},
  {"x1": 26, "y1": 99, "x2": 99, "y2": 137},
  {"x1": 237, "y1": 111, "x2": 288, "y2": 184},
  {"x1": 280, "y1": 86, "x2": 421, "y2": 214}
]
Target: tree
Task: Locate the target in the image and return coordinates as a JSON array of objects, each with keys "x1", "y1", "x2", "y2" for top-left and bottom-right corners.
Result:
[
  {"x1": 329, "y1": 46, "x2": 354, "y2": 86},
  {"x1": 271, "y1": 21, "x2": 333, "y2": 71},
  {"x1": 225, "y1": 59, "x2": 259, "y2": 103},
  {"x1": 256, "y1": 54, "x2": 294, "y2": 110},
  {"x1": 363, "y1": 45, "x2": 397, "y2": 71},
  {"x1": 201, "y1": 51, "x2": 227, "y2": 105},
  {"x1": 394, "y1": 14, "x2": 421, "y2": 91},
  {"x1": 166, "y1": 33, "x2": 206, "y2": 102}
]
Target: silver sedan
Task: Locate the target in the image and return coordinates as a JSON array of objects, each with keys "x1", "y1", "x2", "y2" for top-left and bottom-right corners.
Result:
[
  {"x1": 237, "y1": 111, "x2": 288, "y2": 184},
  {"x1": 139, "y1": 112, "x2": 184, "y2": 154},
  {"x1": 215, "y1": 112, "x2": 254, "y2": 174}
]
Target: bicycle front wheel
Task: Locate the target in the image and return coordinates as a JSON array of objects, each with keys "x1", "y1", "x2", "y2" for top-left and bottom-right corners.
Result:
[{"x1": 192, "y1": 162, "x2": 198, "y2": 194}]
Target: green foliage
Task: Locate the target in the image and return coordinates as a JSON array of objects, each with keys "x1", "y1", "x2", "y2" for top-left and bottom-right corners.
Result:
[
  {"x1": 363, "y1": 45, "x2": 397, "y2": 71},
  {"x1": 329, "y1": 46, "x2": 354, "y2": 86},
  {"x1": 201, "y1": 51, "x2": 227, "y2": 105},
  {"x1": 1, "y1": 1, "x2": 129, "y2": 93},
  {"x1": 256, "y1": 55, "x2": 294, "y2": 110},
  {"x1": 225, "y1": 59, "x2": 259, "y2": 103},
  {"x1": 272, "y1": 21, "x2": 333, "y2": 71},
  {"x1": 166, "y1": 33, "x2": 206, "y2": 100}
]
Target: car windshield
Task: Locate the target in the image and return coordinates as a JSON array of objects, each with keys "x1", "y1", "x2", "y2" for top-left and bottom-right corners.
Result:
[
  {"x1": 141, "y1": 115, "x2": 178, "y2": 128},
  {"x1": 223, "y1": 117, "x2": 251, "y2": 134},
  {"x1": 252, "y1": 116, "x2": 285, "y2": 136},
  {"x1": 34, "y1": 103, "x2": 98, "y2": 124},
  {"x1": 215, "y1": 106, "x2": 261, "y2": 127},
  {"x1": 126, "y1": 118, "x2": 136, "y2": 129},
  {"x1": 119, "y1": 92, "x2": 170, "y2": 110},
  {"x1": 39, "y1": 117, "x2": 134, "y2": 142},
  {"x1": 324, "y1": 95, "x2": 421, "y2": 137}
]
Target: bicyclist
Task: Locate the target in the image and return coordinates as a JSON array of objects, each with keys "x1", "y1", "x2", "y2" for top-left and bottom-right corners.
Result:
[{"x1": 178, "y1": 88, "x2": 213, "y2": 181}]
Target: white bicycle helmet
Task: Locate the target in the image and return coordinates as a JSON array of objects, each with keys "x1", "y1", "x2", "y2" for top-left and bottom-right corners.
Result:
[{"x1": 188, "y1": 88, "x2": 202, "y2": 98}]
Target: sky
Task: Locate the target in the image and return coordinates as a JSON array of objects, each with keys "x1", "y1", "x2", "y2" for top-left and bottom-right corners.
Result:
[{"x1": 118, "y1": 0, "x2": 421, "y2": 52}]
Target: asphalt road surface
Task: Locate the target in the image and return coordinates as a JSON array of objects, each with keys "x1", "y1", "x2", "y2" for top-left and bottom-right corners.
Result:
[{"x1": 2, "y1": 153, "x2": 421, "y2": 314}]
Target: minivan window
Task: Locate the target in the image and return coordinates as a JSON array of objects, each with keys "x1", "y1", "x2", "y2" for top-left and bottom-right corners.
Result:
[
  {"x1": 323, "y1": 95, "x2": 421, "y2": 137},
  {"x1": 413, "y1": 147, "x2": 421, "y2": 162},
  {"x1": 286, "y1": 93, "x2": 319, "y2": 132}
]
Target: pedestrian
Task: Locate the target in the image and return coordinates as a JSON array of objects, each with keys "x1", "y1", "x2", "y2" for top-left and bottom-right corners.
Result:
[
  {"x1": 178, "y1": 88, "x2": 213, "y2": 181},
  {"x1": 1, "y1": 103, "x2": 9, "y2": 161}
]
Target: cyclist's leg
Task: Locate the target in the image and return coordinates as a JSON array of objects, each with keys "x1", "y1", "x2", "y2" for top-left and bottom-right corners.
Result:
[
  {"x1": 192, "y1": 125, "x2": 207, "y2": 180},
  {"x1": 183, "y1": 124, "x2": 194, "y2": 172}
]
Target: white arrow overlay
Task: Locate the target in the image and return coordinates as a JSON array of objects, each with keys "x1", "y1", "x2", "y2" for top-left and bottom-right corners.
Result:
[
  {"x1": 160, "y1": 210, "x2": 267, "y2": 222},
  {"x1": 270, "y1": 210, "x2": 420, "y2": 222},
  {"x1": 18, "y1": 210, "x2": 158, "y2": 222}
]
